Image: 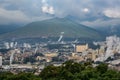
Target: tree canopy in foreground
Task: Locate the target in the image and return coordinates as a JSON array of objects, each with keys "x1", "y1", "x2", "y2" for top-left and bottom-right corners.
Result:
[{"x1": 0, "y1": 61, "x2": 120, "y2": 80}]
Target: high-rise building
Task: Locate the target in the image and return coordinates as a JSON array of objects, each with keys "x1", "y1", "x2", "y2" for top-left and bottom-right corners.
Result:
[{"x1": 0, "y1": 55, "x2": 2, "y2": 66}]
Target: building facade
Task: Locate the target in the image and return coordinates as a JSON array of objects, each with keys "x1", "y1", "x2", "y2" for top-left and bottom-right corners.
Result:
[
  {"x1": 76, "y1": 44, "x2": 88, "y2": 53},
  {"x1": 0, "y1": 55, "x2": 2, "y2": 66}
]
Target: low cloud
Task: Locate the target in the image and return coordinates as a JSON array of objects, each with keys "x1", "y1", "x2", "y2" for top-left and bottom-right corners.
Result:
[
  {"x1": 0, "y1": 0, "x2": 120, "y2": 27},
  {"x1": 0, "y1": 7, "x2": 52, "y2": 25},
  {"x1": 81, "y1": 19, "x2": 120, "y2": 28},
  {"x1": 103, "y1": 8, "x2": 120, "y2": 18},
  {"x1": 42, "y1": 6, "x2": 55, "y2": 14},
  {"x1": 41, "y1": 0, "x2": 55, "y2": 15},
  {"x1": 0, "y1": 8, "x2": 29, "y2": 25},
  {"x1": 82, "y1": 8, "x2": 90, "y2": 13}
]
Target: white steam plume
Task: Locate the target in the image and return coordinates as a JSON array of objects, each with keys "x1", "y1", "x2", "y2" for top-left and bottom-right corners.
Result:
[
  {"x1": 10, "y1": 50, "x2": 15, "y2": 65},
  {"x1": 41, "y1": 0, "x2": 55, "y2": 14},
  {"x1": 95, "y1": 35, "x2": 120, "y2": 62},
  {"x1": 58, "y1": 32, "x2": 64, "y2": 42}
]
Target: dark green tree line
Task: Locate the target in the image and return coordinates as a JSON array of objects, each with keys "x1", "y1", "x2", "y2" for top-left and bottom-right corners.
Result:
[{"x1": 0, "y1": 61, "x2": 120, "y2": 80}]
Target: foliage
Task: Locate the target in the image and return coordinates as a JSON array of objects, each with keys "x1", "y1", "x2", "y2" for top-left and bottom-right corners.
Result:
[
  {"x1": 0, "y1": 72, "x2": 41, "y2": 80},
  {"x1": 0, "y1": 61, "x2": 120, "y2": 80},
  {"x1": 40, "y1": 61, "x2": 120, "y2": 80}
]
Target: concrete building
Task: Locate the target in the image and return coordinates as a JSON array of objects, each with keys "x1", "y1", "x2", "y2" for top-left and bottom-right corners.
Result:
[
  {"x1": 76, "y1": 44, "x2": 88, "y2": 53},
  {"x1": 44, "y1": 53, "x2": 58, "y2": 57},
  {"x1": 92, "y1": 52, "x2": 97, "y2": 61},
  {"x1": 98, "y1": 46, "x2": 105, "y2": 55},
  {"x1": 0, "y1": 55, "x2": 2, "y2": 66}
]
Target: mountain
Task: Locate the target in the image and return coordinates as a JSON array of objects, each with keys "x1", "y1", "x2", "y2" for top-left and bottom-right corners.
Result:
[
  {"x1": 94, "y1": 24, "x2": 120, "y2": 37},
  {"x1": 0, "y1": 24, "x2": 20, "y2": 34},
  {"x1": 0, "y1": 18, "x2": 103, "y2": 40}
]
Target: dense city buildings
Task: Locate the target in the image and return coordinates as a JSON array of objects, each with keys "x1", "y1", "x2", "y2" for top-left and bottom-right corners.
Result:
[{"x1": 0, "y1": 35, "x2": 120, "y2": 74}]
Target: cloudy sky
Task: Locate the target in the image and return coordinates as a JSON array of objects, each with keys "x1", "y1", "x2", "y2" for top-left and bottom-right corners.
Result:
[{"x1": 0, "y1": 0, "x2": 120, "y2": 27}]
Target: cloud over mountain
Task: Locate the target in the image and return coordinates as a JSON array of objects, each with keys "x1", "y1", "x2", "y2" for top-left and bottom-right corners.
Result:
[
  {"x1": 41, "y1": 0, "x2": 55, "y2": 14},
  {"x1": 103, "y1": 8, "x2": 120, "y2": 18},
  {"x1": 0, "y1": 0, "x2": 119, "y2": 26}
]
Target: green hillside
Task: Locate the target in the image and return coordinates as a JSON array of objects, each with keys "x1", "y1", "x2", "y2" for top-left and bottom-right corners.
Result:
[
  {"x1": 95, "y1": 25, "x2": 120, "y2": 37},
  {"x1": 0, "y1": 24, "x2": 19, "y2": 34},
  {"x1": 0, "y1": 18, "x2": 103, "y2": 40}
]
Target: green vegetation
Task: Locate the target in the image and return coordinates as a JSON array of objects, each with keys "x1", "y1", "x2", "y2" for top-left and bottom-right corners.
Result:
[
  {"x1": 0, "y1": 61, "x2": 120, "y2": 80},
  {"x1": 40, "y1": 61, "x2": 120, "y2": 80},
  {"x1": 0, "y1": 24, "x2": 18, "y2": 34},
  {"x1": 0, "y1": 72, "x2": 41, "y2": 80},
  {"x1": 0, "y1": 18, "x2": 103, "y2": 40}
]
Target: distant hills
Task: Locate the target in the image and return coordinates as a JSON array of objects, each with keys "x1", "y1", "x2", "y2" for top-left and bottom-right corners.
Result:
[
  {"x1": 0, "y1": 18, "x2": 103, "y2": 40},
  {"x1": 93, "y1": 24, "x2": 120, "y2": 37},
  {"x1": 0, "y1": 24, "x2": 19, "y2": 34}
]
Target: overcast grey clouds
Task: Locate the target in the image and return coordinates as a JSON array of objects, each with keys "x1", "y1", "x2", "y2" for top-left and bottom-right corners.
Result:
[{"x1": 0, "y1": 0, "x2": 120, "y2": 27}]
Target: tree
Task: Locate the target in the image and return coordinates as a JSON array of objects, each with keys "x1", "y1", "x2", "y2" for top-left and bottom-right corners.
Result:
[
  {"x1": 40, "y1": 65, "x2": 60, "y2": 79},
  {"x1": 96, "y1": 63, "x2": 108, "y2": 74}
]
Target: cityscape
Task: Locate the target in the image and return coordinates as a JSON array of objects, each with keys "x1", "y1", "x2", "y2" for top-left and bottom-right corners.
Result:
[{"x1": 0, "y1": 35, "x2": 120, "y2": 74}]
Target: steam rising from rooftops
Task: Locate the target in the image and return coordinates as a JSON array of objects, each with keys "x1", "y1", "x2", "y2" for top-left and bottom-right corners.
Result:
[
  {"x1": 95, "y1": 35, "x2": 120, "y2": 62},
  {"x1": 41, "y1": 0, "x2": 55, "y2": 15}
]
